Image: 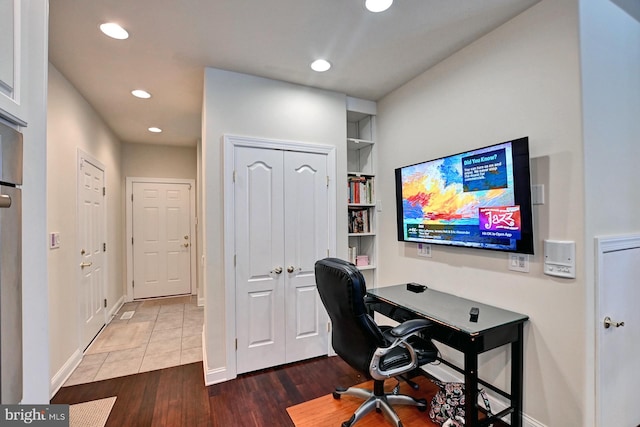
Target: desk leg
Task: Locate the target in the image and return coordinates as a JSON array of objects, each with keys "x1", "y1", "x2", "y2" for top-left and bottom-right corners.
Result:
[
  {"x1": 511, "y1": 323, "x2": 524, "y2": 427},
  {"x1": 464, "y1": 345, "x2": 479, "y2": 427}
]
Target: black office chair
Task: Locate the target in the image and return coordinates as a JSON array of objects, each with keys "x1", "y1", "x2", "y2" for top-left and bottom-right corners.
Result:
[{"x1": 314, "y1": 258, "x2": 438, "y2": 427}]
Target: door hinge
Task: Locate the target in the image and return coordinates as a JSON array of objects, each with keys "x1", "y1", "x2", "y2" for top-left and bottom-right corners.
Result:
[
  {"x1": 235, "y1": 339, "x2": 238, "y2": 350},
  {"x1": 233, "y1": 170, "x2": 236, "y2": 183},
  {"x1": 234, "y1": 254, "x2": 236, "y2": 267},
  {"x1": 326, "y1": 175, "x2": 329, "y2": 188},
  {"x1": 103, "y1": 187, "x2": 106, "y2": 196},
  {"x1": 103, "y1": 242, "x2": 106, "y2": 252},
  {"x1": 104, "y1": 298, "x2": 107, "y2": 308},
  {"x1": 132, "y1": 280, "x2": 135, "y2": 288},
  {"x1": 327, "y1": 249, "x2": 330, "y2": 257},
  {"x1": 327, "y1": 321, "x2": 331, "y2": 333},
  {"x1": 131, "y1": 193, "x2": 134, "y2": 202},
  {"x1": 131, "y1": 237, "x2": 134, "y2": 245}
]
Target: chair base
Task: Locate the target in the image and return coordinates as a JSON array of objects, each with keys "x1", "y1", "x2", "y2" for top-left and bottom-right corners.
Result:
[{"x1": 332, "y1": 380, "x2": 427, "y2": 427}]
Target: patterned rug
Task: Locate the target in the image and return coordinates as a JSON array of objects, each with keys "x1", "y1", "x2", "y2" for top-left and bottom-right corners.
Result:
[{"x1": 69, "y1": 396, "x2": 117, "y2": 427}]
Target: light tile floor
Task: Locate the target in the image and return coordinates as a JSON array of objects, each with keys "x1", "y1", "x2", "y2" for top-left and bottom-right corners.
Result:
[{"x1": 64, "y1": 295, "x2": 203, "y2": 387}]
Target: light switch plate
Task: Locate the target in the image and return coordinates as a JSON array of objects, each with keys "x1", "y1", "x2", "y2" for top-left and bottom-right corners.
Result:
[
  {"x1": 417, "y1": 243, "x2": 432, "y2": 258},
  {"x1": 508, "y1": 253, "x2": 529, "y2": 273},
  {"x1": 50, "y1": 232, "x2": 61, "y2": 249}
]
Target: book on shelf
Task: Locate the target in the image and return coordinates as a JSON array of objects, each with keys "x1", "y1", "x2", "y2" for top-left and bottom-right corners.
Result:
[
  {"x1": 348, "y1": 208, "x2": 371, "y2": 233},
  {"x1": 348, "y1": 246, "x2": 357, "y2": 264},
  {"x1": 347, "y1": 175, "x2": 374, "y2": 204}
]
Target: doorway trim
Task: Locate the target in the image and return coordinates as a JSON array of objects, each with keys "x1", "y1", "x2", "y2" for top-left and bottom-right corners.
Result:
[
  {"x1": 221, "y1": 134, "x2": 337, "y2": 381},
  {"x1": 76, "y1": 150, "x2": 107, "y2": 349},
  {"x1": 125, "y1": 177, "x2": 197, "y2": 302}
]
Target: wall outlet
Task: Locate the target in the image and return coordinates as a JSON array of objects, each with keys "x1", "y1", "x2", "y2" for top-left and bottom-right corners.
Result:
[
  {"x1": 508, "y1": 253, "x2": 529, "y2": 273},
  {"x1": 417, "y1": 243, "x2": 432, "y2": 258}
]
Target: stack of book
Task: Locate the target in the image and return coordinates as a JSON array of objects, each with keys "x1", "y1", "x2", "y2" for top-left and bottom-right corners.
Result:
[
  {"x1": 348, "y1": 175, "x2": 374, "y2": 204},
  {"x1": 348, "y1": 208, "x2": 371, "y2": 233},
  {"x1": 348, "y1": 246, "x2": 357, "y2": 264}
]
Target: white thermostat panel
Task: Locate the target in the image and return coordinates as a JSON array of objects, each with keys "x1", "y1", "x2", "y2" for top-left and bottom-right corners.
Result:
[{"x1": 543, "y1": 240, "x2": 576, "y2": 278}]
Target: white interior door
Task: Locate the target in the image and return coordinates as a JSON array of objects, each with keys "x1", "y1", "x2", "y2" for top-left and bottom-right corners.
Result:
[
  {"x1": 132, "y1": 182, "x2": 192, "y2": 299},
  {"x1": 235, "y1": 147, "x2": 286, "y2": 373},
  {"x1": 596, "y1": 235, "x2": 640, "y2": 426},
  {"x1": 283, "y1": 151, "x2": 329, "y2": 363},
  {"x1": 234, "y1": 145, "x2": 329, "y2": 374},
  {"x1": 78, "y1": 157, "x2": 106, "y2": 349}
]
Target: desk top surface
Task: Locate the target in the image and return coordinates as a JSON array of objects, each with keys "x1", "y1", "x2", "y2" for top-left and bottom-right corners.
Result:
[{"x1": 367, "y1": 284, "x2": 528, "y2": 335}]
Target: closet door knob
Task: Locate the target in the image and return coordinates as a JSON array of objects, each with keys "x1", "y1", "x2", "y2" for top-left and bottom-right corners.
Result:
[{"x1": 271, "y1": 267, "x2": 283, "y2": 274}]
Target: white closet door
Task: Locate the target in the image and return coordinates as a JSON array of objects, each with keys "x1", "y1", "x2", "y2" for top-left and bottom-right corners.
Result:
[
  {"x1": 234, "y1": 145, "x2": 329, "y2": 374},
  {"x1": 596, "y1": 237, "x2": 640, "y2": 426},
  {"x1": 283, "y1": 150, "x2": 329, "y2": 363},
  {"x1": 235, "y1": 146, "x2": 286, "y2": 373}
]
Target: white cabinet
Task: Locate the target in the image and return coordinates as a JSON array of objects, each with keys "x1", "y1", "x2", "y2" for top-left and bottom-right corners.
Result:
[
  {"x1": 0, "y1": 0, "x2": 27, "y2": 126},
  {"x1": 347, "y1": 109, "x2": 377, "y2": 285}
]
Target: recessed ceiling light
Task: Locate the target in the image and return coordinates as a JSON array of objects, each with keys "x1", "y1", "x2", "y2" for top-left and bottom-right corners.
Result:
[
  {"x1": 99, "y1": 22, "x2": 129, "y2": 40},
  {"x1": 365, "y1": 0, "x2": 393, "y2": 13},
  {"x1": 148, "y1": 127, "x2": 162, "y2": 133},
  {"x1": 131, "y1": 89, "x2": 151, "y2": 99},
  {"x1": 311, "y1": 59, "x2": 331, "y2": 72}
]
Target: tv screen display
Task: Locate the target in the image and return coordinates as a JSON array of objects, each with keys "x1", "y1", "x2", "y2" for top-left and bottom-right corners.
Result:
[{"x1": 395, "y1": 137, "x2": 534, "y2": 254}]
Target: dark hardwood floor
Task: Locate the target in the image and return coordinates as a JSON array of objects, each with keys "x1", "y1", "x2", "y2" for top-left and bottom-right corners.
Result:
[{"x1": 52, "y1": 356, "x2": 364, "y2": 427}]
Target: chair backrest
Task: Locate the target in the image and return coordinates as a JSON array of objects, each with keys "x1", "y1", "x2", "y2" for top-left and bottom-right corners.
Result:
[{"x1": 315, "y1": 258, "x2": 386, "y2": 376}]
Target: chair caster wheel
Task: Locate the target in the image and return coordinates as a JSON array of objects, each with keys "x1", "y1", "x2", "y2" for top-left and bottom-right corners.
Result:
[
  {"x1": 332, "y1": 392, "x2": 341, "y2": 400},
  {"x1": 342, "y1": 415, "x2": 356, "y2": 427},
  {"x1": 417, "y1": 398, "x2": 428, "y2": 412}
]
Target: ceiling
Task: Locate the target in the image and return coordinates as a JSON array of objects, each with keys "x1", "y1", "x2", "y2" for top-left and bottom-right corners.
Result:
[{"x1": 48, "y1": 0, "x2": 539, "y2": 147}]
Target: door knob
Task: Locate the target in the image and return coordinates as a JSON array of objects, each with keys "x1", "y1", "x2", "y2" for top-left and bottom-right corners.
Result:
[
  {"x1": 603, "y1": 316, "x2": 625, "y2": 329},
  {"x1": 183, "y1": 243, "x2": 189, "y2": 248},
  {"x1": 287, "y1": 266, "x2": 301, "y2": 273},
  {"x1": 80, "y1": 262, "x2": 93, "y2": 268},
  {"x1": 271, "y1": 267, "x2": 283, "y2": 274}
]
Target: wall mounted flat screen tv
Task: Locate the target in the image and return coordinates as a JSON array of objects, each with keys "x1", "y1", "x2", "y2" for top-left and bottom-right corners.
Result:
[{"x1": 395, "y1": 137, "x2": 534, "y2": 254}]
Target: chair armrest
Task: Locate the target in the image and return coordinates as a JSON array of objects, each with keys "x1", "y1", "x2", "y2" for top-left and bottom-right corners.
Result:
[
  {"x1": 369, "y1": 318, "x2": 433, "y2": 380},
  {"x1": 389, "y1": 318, "x2": 431, "y2": 337}
]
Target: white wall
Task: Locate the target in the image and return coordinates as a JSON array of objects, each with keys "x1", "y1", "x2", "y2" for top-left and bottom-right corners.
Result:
[
  {"x1": 20, "y1": 0, "x2": 49, "y2": 404},
  {"x1": 580, "y1": 0, "x2": 640, "y2": 423},
  {"x1": 121, "y1": 143, "x2": 197, "y2": 180},
  {"x1": 47, "y1": 64, "x2": 124, "y2": 389},
  {"x1": 201, "y1": 68, "x2": 346, "y2": 378},
  {"x1": 376, "y1": 0, "x2": 583, "y2": 425}
]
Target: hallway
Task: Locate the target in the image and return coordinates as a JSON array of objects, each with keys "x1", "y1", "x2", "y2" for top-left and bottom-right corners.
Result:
[{"x1": 64, "y1": 295, "x2": 203, "y2": 386}]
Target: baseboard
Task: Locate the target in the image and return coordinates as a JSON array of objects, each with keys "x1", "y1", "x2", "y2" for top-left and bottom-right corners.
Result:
[
  {"x1": 49, "y1": 348, "x2": 83, "y2": 398},
  {"x1": 107, "y1": 295, "x2": 125, "y2": 323},
  {"x1": 50, "y1": 295, "x2": 124, "y2": 398},
  {"x1": 422, "y1": 363, "x2": 546, "y2": 427},
  {"x1": 202, "y1": 329, "x2": 236, "y2": 386}
]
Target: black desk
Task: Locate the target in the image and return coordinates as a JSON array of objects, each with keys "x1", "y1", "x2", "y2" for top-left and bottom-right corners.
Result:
[{"x1": 366, "y1": 284, "x2": 529, "y2": 427}]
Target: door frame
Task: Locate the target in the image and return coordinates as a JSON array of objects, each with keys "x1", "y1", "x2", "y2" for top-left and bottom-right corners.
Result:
[
  {"x1": 76, "y1": 150, "x2": 107, "y2": 348},
  {"x1": 223, "y1": 134, "x2": 337, "y2": 380},
  {"x1": 125, "y1": 177, "x2": 197, "y2": 302}
]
